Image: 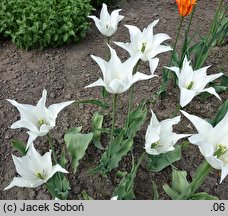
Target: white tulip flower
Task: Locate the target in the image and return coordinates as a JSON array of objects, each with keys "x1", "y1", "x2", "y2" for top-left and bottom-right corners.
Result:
[
  {"x1": 145, "y1": 110, "x2": 190, "y2": 155},
  {"x1": 7, "y1": 89, "x2": 74, "y2": 149},
  {"x1": 111, "y1": 196, "x2": 118, "y2": 200},
  {"x1": 181, "y1": 110, "x2": 228, "y2": 183},
  {"x1": 85, "y1": 45, "x2": 158, "y2": 94},
  {"x1": 166, "y1": 56, "x2": 223, "y2": 107},
  {"x1": 114, "y1": 20, "x2": 172, "y2": 62},
  {"x1": 4, "y1": 143, "x2": 68, "y2": 190},
  {"x1": 88, "y1": 3, "x2": 124, "y2": 37}
]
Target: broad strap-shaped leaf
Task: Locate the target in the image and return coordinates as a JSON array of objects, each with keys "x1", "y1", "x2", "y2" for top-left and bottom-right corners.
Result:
[
  {"x1": 11, "y1": 139, "x2": 27, "y2": 156},
  {"x1": 152, "y1": 181, "x2": 160, "y2": 200},
  {"x1": 91, "y1": 112, "x2": 105, "y2": 150},
  {"x1": 147, "y1": 145, "x2": 182, "y2": 172},
  {"x1": 112, "y1": 155, "x2": 143, "y2": 200},
  {"x1": 46, "y1": 174, "x2": 70, "y2": 200},
  {"x1": 126, "y1": 100, "x2": 147, "y2": 138},
  {"x1": 214, "y1": 99, "x2": 228, "y2": 126},
  {"x1": 171, "y1": 169, "x2": 191, "y2": 196},
  {"x1": 190, "y1": 192, "x2": 219, "y2": 200},
  {"x1": 92, "y1": 131, "x2": 134, "y2": 175},
  {"x1": 163, "y1": 169, "x2": 191, "y2": 200},
  {"x1": 64, "y1": 127, "x2": 93, "y2": 173}
]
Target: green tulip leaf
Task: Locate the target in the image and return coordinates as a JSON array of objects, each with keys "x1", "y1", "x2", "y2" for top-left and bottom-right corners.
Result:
[
  {"x1": 214, "y1": 99, "x2": 228, "y2": 126},
  {"x1": 172, "y1": 169, "x2": 191, "y2": 196},
  {"x1": 147, "y1": 145, "x2": 182, "y2": 172},
  {"x1": 126, "y1": 100, "x2": 147, "y2": 138},
  {"x1": 11, "y1": 139, "x2": 27, "y2": 156},
  {"x1": 92, "y1": 112, "x2": 105, "y2": 150},
  {"x1": 190, "y1": 192, "x2": 219, "y2": 200},
  {"x1": 113, "y1": 155, "x2": 143, "y2": 200},
  {"x1": 64, "y1": 127, "x2": 93, "y2": 173}
]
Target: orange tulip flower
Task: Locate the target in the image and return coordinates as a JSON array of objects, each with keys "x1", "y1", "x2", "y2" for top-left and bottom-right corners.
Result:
[{"x1": 176, "y1": 0, "x2": 196, "y2": 17}]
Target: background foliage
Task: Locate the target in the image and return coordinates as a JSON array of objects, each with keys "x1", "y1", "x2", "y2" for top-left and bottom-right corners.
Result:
[{"x1": 0, "y1": 0, "x2": 92, "y2": 49}]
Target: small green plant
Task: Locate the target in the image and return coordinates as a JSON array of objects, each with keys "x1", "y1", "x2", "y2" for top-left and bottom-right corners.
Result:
[{"x1": 0, "y1": 0, "x2": 92, "y2": 49}]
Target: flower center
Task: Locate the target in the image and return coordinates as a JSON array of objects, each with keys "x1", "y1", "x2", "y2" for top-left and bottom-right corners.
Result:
[
  {"x1": 38, "y1": 119, "x2": 46, "y2": 127},
  {"x1": 35, "y1": 170, "x2": 45, "y2": 180},
  {"x1": 214, "y1": 144, "x2": 228, "y2": 158},
  {"x1": 105, "y1": 24, "x2": 110, "y2": 29},
  {"x1": 151, "y1": 141, "x2": 159, "y2": 149},
  {"x1": 141, "y1": 42, "x2": 147, "y2": 53},
  {"x1": 186, "y1": 81, "x2": 194, "y2": 90}
]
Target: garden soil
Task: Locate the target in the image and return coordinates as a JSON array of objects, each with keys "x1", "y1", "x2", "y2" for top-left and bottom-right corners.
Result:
[{"x1": 0, "y1": 0, "x2": 228, "y2": 199}]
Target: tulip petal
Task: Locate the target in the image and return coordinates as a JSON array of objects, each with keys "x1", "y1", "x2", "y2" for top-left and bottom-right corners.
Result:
[
  {"x1": 165, "y1": 66, "x2": 180, "y2": 79},
  {"x1": 132, "y1": 72, "x2": 156, "y2": 85},
  {"x1": 201, "y1": 87, "x2": 221, "y2": 100},
  {"x1": 109, "y1": 79, "x2": 125, "y2": 94},
  {"x1": 27, "y1": 132, "x2": 38, "y2": 149},
  {"x1": 172, "y1": 133, "x2": 191, "y2": 144},
  {"x1": 11, "y1": 120, "x2": 38, "y2": 132},
  {"x1": 47, "y1": 164, "x2": 68, "y2": 180},
  {"x1": 220, "y1": 166, "x2": 228, "y2": 183},
  {"x1": 111, "y1": 9, "x2": 124, "y2": 25},
  {"x1": 206, "y1": 156, "x2": 223, "y2": 170},
  {"x1": 4, "y1": 177, "x2": 44, "y2": 190},
  {"x1": 48, "y1": 101, "x2": 74, "y2": 118},
  {"x1": 6, "y1": 99, "x2": 36, "y2": 123},
  {"x1": 179, "y1": 87, "x2": 196, "y2": 107},
  {"x1": 181, "y1": 110, "x2": 214, "y2": 137},
  {"x1": 189, "y1": 134, "x2": 214, "y2": 157},
  {"x1": 152, "y1": 33, "x2": 171, "y2": 47},
  {"x1": 149, "y1": 58, "x2": 159, "y2": 75},
  {"x1": 125, "y1": 25, "x2": 141, "y2": 43},
  {"x1": 85, "y1": 78, "x2": 105, "y2": 89},
  {"x1": 114, "y1": 42, "x2": 133, "y2": 56}
]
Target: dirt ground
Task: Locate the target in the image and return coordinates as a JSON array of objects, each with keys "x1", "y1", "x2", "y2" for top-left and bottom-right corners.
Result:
[{"x1": 0, "y1": 0, "x2": 227, "y2": 200}]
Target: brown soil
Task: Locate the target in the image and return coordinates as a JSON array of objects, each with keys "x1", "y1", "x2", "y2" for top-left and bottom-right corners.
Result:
[{"x1": 0, "y1": 0, "x2": 227, "y2": 200}]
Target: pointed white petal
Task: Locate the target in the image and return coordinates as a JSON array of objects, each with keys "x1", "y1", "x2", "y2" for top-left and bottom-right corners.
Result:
[
  {"x1": 206, "y1": 72, "x2": 223, "y2": 83},
  {"x1": 110, "y1": 9, "x2": 124, "y2": 26},
  {"x1": 26, "y1": 132, "x2": 38, "y2": 149},
  {"x1": 201, "y1": 87, "x2": 221, "y2": 100},
  {"x1": 46, "y1": 164, "x2": 68, "y2": 181},
  {"x1": 131, "y1": 72, "x2": 156, "y2": 85},
  {"x1": 4, "y1": 177, "x2": 44, "y2": 190},
  {"x1": 113, "y1": 42, "x2": 133, "y2": 56},
  {"x1": 206, "y1": 156, "x2": 223, "y2": 170},
  {"x1": 165, "y1": 66, "x2": 180, "y2": 79},
  {"x1": 6, "y1": 99, "x2": 36, "y2": 123},
  {"x1": 181, "y1": 110, "x2": 214, "y2": 137},
  {"x1": 125, "y1": 25, "x2": 141, "y2": 42},
  {"x1": 220, "y1": 166, "x2": 228, "y2": 183},
  {"x1": 179, "y1": 88, "x2": 196, "y2": 107},
  {"x1": 85, "y1": 78, "x2": 105, "y2": 89},
  {"x1": 10, "y1": 120, "x2": 38, "y2": 132},
  {"x1": 152, "y1": 33, "x2": 171, "y2": 46},
  {"x1": 149, "y1": 58, "x2": 159, "y2": 75},
  {"x1": 48, "y1": 101, "x2": 74, "y2": 118},
  {"x1": 189, "y1": 134, "x2": 214, "y2": 157},
  {"x1": 172, "y1": 133, "x2": 191, "y2": 144},
  {"x1": 36, "y1": 89, "x2": 47, "y2": 111},
  {"x1": 148, "y1": 45, "x2": 172, "y2": 58}
]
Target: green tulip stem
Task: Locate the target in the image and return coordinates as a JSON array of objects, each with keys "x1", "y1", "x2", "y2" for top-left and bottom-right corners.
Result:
[
  {"x1": 170, "y1": 16, "x2": 184, "y2": 68},
  {"x1": 126, "y1": 60, "x2": 141, "y2": 129},
  {"x1": 110, "y1": 94, "x2": 118, "y2": 143},
  {"x1": 177, "y1": 160, "x2": 213, "y2": 200},
  {"x1": 185, "y1": 6, "x2": 196, "y2": 38},
  {"x1": 47, "y1": 133, "x2": 58, "y2": 165},
  {"x1": 173, "y1": 103, "x2": 181, "y2": 117},
  {"x1": 107, "y1": 36, "x2": 111, "y2": 60}
]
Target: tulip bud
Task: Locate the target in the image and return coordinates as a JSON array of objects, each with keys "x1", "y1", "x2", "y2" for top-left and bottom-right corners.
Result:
[{"x1": 176, "y1": 0, "x2": 196, "y2": 17}]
